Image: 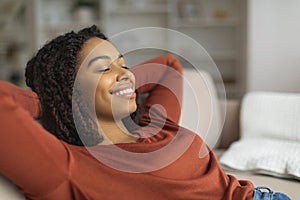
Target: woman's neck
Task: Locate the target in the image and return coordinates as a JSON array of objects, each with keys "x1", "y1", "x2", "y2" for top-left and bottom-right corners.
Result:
[{"x1": 97, "y1": 118, "x2": 138, "y2": 144}]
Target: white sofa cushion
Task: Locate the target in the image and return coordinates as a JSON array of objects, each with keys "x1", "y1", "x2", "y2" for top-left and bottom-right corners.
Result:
[
  {"x1": 220, "y1": 92, "x2": 300, "y2": 180},
  {"x1": 240, "y1": 92, "x2": 300, "y2": 141}
]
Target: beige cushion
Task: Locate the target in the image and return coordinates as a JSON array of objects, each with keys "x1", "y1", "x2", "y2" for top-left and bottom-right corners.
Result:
[
  {"x1": 0, "y1": 174, "x2": 24, "y2": 199},
  {"x1": 181, "y1": 68, "x2": 224, "y2": 150}
]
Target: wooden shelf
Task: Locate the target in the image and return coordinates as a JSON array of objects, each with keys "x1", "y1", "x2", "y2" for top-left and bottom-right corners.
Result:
[
  {"x1": 28, "y1": 0, "x2": 246, "y2": 99},
  {"x1": 41, "y1": 20, "x2": 99, "y2": 33},
  {"x1": 170, "y1": 0, "x2": 245, "y2": 99},
  {"x1": 176, "y1": 18, "x2": 239, "y2": 28},
  {"x1": 107, "y1": 5, "x2": 167, "y2": 15}
]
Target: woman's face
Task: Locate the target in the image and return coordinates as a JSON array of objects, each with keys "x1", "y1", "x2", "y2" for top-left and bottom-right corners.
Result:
[{"x1": 77, "y1": 37, "x2": 137, "y2": 121}]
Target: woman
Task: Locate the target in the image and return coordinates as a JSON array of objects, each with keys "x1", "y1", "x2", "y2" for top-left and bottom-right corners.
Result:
[{"x1": 0, "y1": 25, "x2": 290, "y2": 199}]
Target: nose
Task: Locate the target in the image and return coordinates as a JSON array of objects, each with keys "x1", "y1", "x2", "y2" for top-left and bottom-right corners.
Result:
[
  {"x1": 117, "y1": 70, "x2": 130, "y2": 82},
  {"x1": 111, "y1": 62, "x2": 131, "y2": 82}
]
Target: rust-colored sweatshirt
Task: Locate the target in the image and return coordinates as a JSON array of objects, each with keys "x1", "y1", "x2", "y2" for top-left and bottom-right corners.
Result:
[{"x1": 0, "y1": 55, "x2": 254, "y2": 200}]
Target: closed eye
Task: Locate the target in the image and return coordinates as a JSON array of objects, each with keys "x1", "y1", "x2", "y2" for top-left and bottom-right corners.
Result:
[
  {"x1": 95, "y1": 65, "x2": 129, "y2": 73},
  {"x1": 95, "y1": 67, "x2": 110, "y2": 73}
]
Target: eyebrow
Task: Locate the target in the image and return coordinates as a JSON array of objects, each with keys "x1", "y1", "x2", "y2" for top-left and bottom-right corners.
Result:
[{"x1": 87, "y1": 54, "x2": 123, "y2": 67}]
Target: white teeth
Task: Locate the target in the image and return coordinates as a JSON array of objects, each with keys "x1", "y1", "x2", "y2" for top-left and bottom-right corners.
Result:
[{"x1": 114, "y1": 88, "x2": 133, "y2": 96}]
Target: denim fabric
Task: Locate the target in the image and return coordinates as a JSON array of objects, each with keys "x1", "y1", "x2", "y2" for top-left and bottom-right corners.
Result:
[{"x1": 253, "y1": 187, "x2": 291, "y2": 200}]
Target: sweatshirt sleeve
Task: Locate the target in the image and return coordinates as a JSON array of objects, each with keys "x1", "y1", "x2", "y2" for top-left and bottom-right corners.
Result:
[
  {"x1": 0, "y1": 81, "x2": 70, "y2": 198},
  {"x1": 132, "y1": 55, "x2": 183, "y2": 125},
  {"x1": 0, "y1": 81, "x2": 40, "y2": 118}
]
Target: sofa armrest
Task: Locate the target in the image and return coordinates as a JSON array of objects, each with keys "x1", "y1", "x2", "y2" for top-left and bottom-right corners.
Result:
[{"x1": 218, "y1": 100, "x2": 241, "y2": 149}]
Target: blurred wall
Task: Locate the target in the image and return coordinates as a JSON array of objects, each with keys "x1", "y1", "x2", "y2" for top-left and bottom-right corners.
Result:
[{"x1": 247, "y1": 0, "x2": 300, "y2": 92}]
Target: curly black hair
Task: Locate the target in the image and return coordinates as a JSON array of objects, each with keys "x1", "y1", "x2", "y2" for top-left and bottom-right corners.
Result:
[{"x1": 25, "y1": 25, "x2": 108, "y2": 146}]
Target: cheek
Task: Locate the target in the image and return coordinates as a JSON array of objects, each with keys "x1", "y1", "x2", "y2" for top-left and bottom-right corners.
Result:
[
  {"x1": 95, "y1": 78, "x2": 113, "y2": 114},
  {"x1": 97, "y1": 75, "x2": 113, "y2": 95}
]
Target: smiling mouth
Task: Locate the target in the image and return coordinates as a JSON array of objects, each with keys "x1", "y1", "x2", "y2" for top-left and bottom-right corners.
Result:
[
  {"x1": 114, "y1": 88, "x2": 134, "y2": 96},
  {"x1": 111, "y1": 84, "x2": 136, "y2": 99}
]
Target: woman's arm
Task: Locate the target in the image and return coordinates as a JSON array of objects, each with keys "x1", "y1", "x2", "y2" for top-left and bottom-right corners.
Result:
[
  {"x1": 132, "y1": 54, "x2": 183, "y2": 125},
  {"x1": 0, "y1": 81, "x2": 40, "y2": 119},
  {"x1": 0, "y1": 81, "x2": 69, "y2": 198}
]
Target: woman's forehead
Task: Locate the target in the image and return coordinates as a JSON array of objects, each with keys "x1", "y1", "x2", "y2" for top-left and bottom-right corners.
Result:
[
  {"x1": 78, "y1": 38, "x2": 120, "y2": 69},
  {"x1": 82, "y1": 38, "x2": 119, "y2": 59}
]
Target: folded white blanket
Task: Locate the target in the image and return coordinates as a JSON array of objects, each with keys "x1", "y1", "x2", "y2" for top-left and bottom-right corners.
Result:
[{"x1": 220, "y1": 138, "x2": 300, "y2": 180}]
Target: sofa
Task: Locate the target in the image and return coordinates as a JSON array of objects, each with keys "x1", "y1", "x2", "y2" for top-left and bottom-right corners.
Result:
[
  {"x1": 1, "y1": 68, "x2": 299, "y2": 199},
  {"x1": 181, "y1": 68, "x2": 300, "y2": 199}
]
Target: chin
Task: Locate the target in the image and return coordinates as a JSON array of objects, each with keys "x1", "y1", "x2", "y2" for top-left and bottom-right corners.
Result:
[
  {"x1": 112, "y1": 103, "x2": 137, "y2": 120},
  {"x1": 128, "y1": 105, "x2": 137, "y2": 116}
]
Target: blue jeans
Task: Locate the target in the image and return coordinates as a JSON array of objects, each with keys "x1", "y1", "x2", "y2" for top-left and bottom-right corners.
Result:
[{"x1": 253, "y1": 187, "x2": 291, "y2": 200}]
